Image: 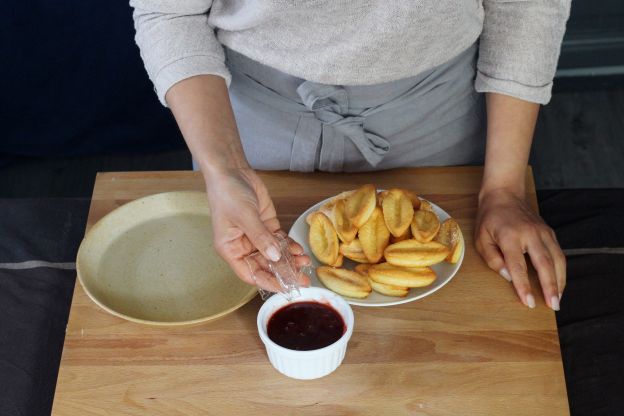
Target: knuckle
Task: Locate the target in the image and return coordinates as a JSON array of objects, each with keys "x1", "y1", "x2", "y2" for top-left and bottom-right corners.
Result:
[
  {"x1": 474, "y1": 238, "x2": 482, "y2": 251},
  {"x1": 247, "y1": 233, "x2": 268, "y2": 249},
  {"x1": 540, "y1": 225, "x2": 557, "y2": 241},
  {"x1": 493, "y1": 227, "x2": 515, "y2": 243},
  {"x1": 214, "y1": 241, "x2": 229, "y2": 258},
  {"x1": 542, "y1": 226, "x2": 557, "y2": 240},
  {"x1": 538, "y1": 228, "x2": 550, "y2": 240},
  {"x1": 474, "y1": 228, "x2": 485, "y2": 242},
  {"x1": 523, "y1": 225, "x2": 541, "y2": 239},
  {"x1": 476, "y1": 228, "x2": 490, "y2": 242}
]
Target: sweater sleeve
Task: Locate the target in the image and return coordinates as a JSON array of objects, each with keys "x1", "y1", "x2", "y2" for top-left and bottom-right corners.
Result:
[
  {"x1": 476, "y1": 0, "x2": 571, "y2": 104},
  {"x1": 130, "y1": 0, "x2": 231, "y2": 107}
]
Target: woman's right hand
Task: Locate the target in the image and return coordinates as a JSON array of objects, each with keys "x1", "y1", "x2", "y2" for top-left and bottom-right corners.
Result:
[
  {"x1": 164, "y1": 75, "x2": 308, "y2": 291},
  {"x1": 204, "y1": 167, "x2": 311, "y2": 292}
]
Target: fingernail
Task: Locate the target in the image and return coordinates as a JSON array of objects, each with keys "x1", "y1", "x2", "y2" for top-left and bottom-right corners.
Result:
[
  {"x1": 266, "y1": 245, "x2": 281, "y2": 262},
  {"x1": 526, "y1": 294, "x2": 536, "y2": 309},
  {"x1": 499, "y1": 267, "x2": 512, "y2": 282},
  {"x1": 550, "y1": 295, "x2": 560, "y2": 311}
]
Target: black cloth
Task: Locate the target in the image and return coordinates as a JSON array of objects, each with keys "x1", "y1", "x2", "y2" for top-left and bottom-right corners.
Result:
[
  {"x1": 0, "y1": 199, "x2": 89, "y2": 263},
  {"x1": 539, "y1": 190, "x2": 624, "y2": 416},
  {"x1": 538, "y1": 189, "x2": 624, "y2": 250},
  {"x1": 0, "y1": 267, "x2": 76, "y2": 416},
  {"x1": 556, "y1": 254, "x2": 624, "y2": 415},
  {"x1": 0, "y1": 199, "x2": 89, "y2": 416},
  {"x1": 0, "y1": 2, "x2": 184, "y2": 167}
]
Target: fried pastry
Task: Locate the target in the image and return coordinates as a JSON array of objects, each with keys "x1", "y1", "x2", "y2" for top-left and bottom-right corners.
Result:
[
  {"x1": 330, "y1": 199, "x2": 358, "y2": 243},
  {"x1": 383, "y1": 239, "x2": 450, "y2": 267},
  {"x1": 411, "y1": 210, "x2": 440, "y2": 243},
  {"x1": 308, "y1": 212, "x2": 339, "y2": 265},
  {"x1": 402, "y1": 189, "x2": 421, "y2": 210},
  {"x1": 419, "y1": 199, "x2": 433, "y2": 212},
  {"x1": 379, "y1": 188, "x2": 420, "y2": 210},
  {"x1": 317, "y1": 266, "x2": 372, "y2": 299},
  {"x1": 358, "y1": 207, "x2": 390, "y2": 263},
  {"x1": 330, "y1": 254, "x2": 344, "y2": 268},
  {"x1": 354, "y1": 263, "x2": 372, "y2": 276},
  {"x1": 377, "y1": 190, "x2": 388, "y2": 206},
  {"x1": 345, "y1": 184, "x2": 377, "y2": 228},
  {"x1": 356, "y1": 263, "x2": 410, "y2": 296},
  {"x1": 390, "y1": 227, "x2": 412, "y2": 244},
  {"x1": 369, "y1": 279, "x2": 410, "y2": 297},
  {"x1": 339, "y1": 239, "x2": 370, "y2": 263},
  {"x1": 368, "y1": 262, "x2": 436, "y2": 288},
  {"x1": 435, "y1": 218, "x2": 464, "y2": 264},
  {"x1": 381, "y1": 188, "x2": 415, "y2": 237},
  {"x1": 318, "y1": 190, "x2": 354, "y2": 214}
]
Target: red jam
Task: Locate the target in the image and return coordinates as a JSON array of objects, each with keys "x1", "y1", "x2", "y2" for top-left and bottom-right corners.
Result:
[{"x1": 267, "y1": 301, "x2": 346, "y2": 351}]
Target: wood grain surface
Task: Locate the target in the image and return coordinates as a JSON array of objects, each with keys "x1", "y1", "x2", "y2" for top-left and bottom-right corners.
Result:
[{"x1": 52, "y1": 168, "x2": 569, "y2": 415}]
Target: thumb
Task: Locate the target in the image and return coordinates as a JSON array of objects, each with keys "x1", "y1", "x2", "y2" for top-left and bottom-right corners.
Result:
[
  {"x1": 238, "y1": 212, "x2": 281, "y2": 262},
  {"x1": 476, "y1": 233, "x2": 509, "y2": 282}
]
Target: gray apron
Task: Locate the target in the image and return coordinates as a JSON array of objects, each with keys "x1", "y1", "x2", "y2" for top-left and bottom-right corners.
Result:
[{"x1": 225, "y1": 43, "x2": 485, "y2": 172}]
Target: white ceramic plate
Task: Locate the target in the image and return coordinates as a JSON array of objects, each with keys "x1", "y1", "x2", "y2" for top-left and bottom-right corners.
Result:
[{"x1": 288, "y1": 193, "x2": 464, "y2": 307}]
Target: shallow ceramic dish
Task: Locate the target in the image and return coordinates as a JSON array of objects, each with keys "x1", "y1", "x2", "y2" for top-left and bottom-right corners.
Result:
[
  {"x1": 77, "y1": 191, "x2": 257, "y2": 325},
  {"x1": 288, "y1": 193, "x2": 464, "y2": 307}
]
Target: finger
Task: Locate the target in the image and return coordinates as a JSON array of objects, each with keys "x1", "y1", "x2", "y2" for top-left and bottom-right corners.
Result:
[
  {"x1": 287, "y1": 238, "x2": 305, "y2": 256},
  {"x1": 296, "y1": 271, "x2": 311, "y2": 288},
  {"x1": 236, "y1": 211, "x2": 281, "y2": 262},
  {"x1": 254, "y1": 269, "x2": 310, "y2": 293},
  {"x1": 294, "y1": 254, "x2": 312, "y2": 267},
  {"x1": 215, "y1": 234, "x2": 255, "y2": 259},
  {"x1": 274, "y1": 233, "x2": 308, "y2": 259},
  {"x1": 500, "y1": 241, "x2": 535, "y2": 308},
  {"x1": 249, "y1": 268, "x2": 283, "y2": 293},
  {"x1": 263, "y1": 217, "x2": 282, "y2": 234},
  {"x1": 242, "y1": 257, "x2": 310, "y2": 293},
  {"x1": 245, "y1": 250, "x2": 270, "y2": 272},
  {"x1": 542, "y1": 233, "x2": 567, "y2": 300},
  {"x1": 230, "y1": 252, "x2": 283, "y2": 292},
  {"x1": 476, "y1": 233, "x2": 509, "y2": 282},
  {"x1": 241, "y1": 242, "x2": 311, "y2": 289},
  {"x1": 526, "y1": 237, "x2": 560, "y2": 311}
]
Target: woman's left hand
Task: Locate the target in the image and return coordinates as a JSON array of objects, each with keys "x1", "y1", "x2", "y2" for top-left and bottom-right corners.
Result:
[{"x1": 474, "y1": 188, "x2": 566, "y2": 310}]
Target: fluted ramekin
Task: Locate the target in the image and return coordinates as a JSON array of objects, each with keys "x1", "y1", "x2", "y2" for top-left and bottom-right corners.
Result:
[{"x1": 257, "y1": 287, "x2": 354, "y2": 380}]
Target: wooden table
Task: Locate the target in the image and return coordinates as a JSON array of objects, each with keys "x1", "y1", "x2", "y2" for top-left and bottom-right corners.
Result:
[{"x1": 53, "y1": 168, "x2": 569, "y2": 415}]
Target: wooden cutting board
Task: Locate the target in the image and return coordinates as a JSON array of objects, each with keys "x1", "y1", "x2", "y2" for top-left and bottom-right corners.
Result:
[{"x1": 52, "y1": 167, "x2": 569, "y2": 415}]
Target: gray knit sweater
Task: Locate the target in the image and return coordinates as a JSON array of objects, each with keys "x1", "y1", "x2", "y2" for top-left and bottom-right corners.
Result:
[{"x1": 130, "y1": 0, "x2": 570, "y2": 106}]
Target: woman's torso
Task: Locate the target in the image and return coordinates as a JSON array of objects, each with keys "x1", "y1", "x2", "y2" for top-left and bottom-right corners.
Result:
[
  {"x1": 210, "y1": 0, "x2": 484, "y2": 86},
  {"x1": 226, "y1": 43, "x2": 486, "y2": 172}
]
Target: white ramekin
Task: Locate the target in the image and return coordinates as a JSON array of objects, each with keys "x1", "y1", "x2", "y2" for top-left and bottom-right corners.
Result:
[{"x1": 257, "y1": 287, "x2": 355, "y2": 380}]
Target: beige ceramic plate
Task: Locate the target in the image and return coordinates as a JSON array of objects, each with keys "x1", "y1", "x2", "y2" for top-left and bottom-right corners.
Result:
[{"x1": 77, "y1": 191, "x2": 257, "y2": 325}]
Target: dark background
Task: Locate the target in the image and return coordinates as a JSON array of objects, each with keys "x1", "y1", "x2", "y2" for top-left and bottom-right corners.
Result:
[{"x1": 0, "y1": 1, "x2": 623, "y2": 195}]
